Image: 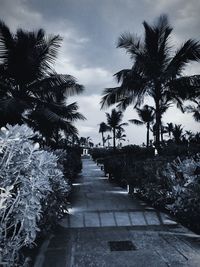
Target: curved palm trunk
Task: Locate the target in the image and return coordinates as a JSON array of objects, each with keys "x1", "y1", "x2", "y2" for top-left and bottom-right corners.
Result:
[
  {"x1": 113, "y1": 128, "x2": 116, "y2": 149},
  {"x1": 146, "y1": 122, "x2": 150, "y2": 148}
]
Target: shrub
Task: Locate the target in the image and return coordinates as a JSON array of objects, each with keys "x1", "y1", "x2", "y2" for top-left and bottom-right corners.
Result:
[
  {"x1": 100, "y1": 144, "x2": 200, "y2": 232},
  {"x1": 0, "y1": 125, "x2": 69, "y2": 266},
  {"x1": 163, "y1": 155, "x2": 200, "y2": 230}
]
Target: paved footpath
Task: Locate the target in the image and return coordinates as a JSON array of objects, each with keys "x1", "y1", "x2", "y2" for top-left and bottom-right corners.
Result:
[{"x1": 34, "y1": 158, "x2": 200, "y2": 267}]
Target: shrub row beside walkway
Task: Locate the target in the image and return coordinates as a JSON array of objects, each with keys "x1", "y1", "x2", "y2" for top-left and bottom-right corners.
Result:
[{"x1": 34, "y1": 158, "x2": 200, "y2": 267}]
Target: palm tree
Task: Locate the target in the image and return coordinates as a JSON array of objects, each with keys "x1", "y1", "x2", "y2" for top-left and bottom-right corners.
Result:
[
  {"x1": 79, "y1": 137, "x2": 87, "y2": 146},
  {"x1": 116, "y1": 128, "x2": 126, "y2": 147},
  {"x1": 184, "y1": 130, "x2": 194, "y2": 143},
  {"x1": 105, "y1": 134, "x2": 112, "y2": 147},
  {"x1": 106, "y1": 108, "x2": 128, "y2": 149},
  {"x1": 172, "y1": 124, "x2": 183, "y2": 144},
  {"x1": 185, "y1": 97, "x2": 200, "y2": 122},
  {"x1": 129, "y1": 105, "x2": 154, "y2": 147},
  {"x1": 0, "y1": 20, "x2": 85, "y2": 145},
  {"x1": 101, "y1": 15, "x2": 200, "y2": 151},
  {"x1": 165, "y1": 123, "x2": 174, "y2": 138},
  {"x1": 98, "y1": 122, "x2": 110, "y2": 146}
]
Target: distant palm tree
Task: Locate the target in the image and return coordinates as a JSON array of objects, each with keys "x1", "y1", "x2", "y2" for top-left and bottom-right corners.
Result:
[
  {"x1": 191, "y1": 132, "x2": 200, "y2": 144},
  {"x1": 101, "y1": 15, "x2": 200, "y2": 151},
  {"x1": 106, "y1": 109, "x2": 128, "y2": 149},
  {"x1": 98, "y1": 122, "x2": 110, "y2": 146},
  {"x1": 172, "y1": 124, "x2": 183, "y2": 144},
  {"x1": 184, "y1": 130, "x2": 194, "y2": 143},
  {"x1": 0, "y1": 20, "x2": 85, "y2": 145},
  {"x1": 165, "y1": 123, "x2": 174, "y2": 139},
  {"x1": 105, "y1": 134, "x2": 112, "y2": 147},
  {"x1": 116, "y1": 128, "x2": 126, "y2": 147},
  {"x1": 129, "y1": 105, "x2": 154, "y2": 147},
  {"x1": 80, "y1": 137, "x2": 87, "y2": 146}
]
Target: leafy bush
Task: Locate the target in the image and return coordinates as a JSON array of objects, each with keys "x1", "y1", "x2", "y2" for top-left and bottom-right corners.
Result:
[
  {"x1": 90, "y1": 145, "x2": 154, "y2": 163},
  {"x1": 163, "y1": 155, "x2": 200, "y2": 230},
  {"x1": 53, "y1": 147, "x2": 82, "y2": 183},
  {"x1": 160, "y1": 143, "x2": 200, "y2": 157},
  {"x1": 0, "y1": 125, "x2": 70, "y2": 266},
  {"x1": 100, "y1": 143, "x2": 200, "y2": 232}
]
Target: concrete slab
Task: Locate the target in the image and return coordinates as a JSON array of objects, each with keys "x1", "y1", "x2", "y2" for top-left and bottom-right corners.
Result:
[
  {"x1": 99, "y1": 212, "x2": 116, "y2": 227},
  {"x1": 114, "y1": 211, "x2": 131, "y2": 226},
  {"x1": 84, "y1": 212, "x2": 100, "y2": 227},
  {"x1": 69, "y1": 213, "x2": 84, "y2": 228},
  {"x1": 144, "y1": 211, "x2": 160, "y2": 225},
  {"x1": 129, "y1": 211, "x2": 147, "y2": 225}
]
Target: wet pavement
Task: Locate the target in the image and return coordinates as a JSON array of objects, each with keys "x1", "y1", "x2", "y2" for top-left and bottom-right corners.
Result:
[{"x1": 34, "y1": 158, "x2": 200, "y2": 267}]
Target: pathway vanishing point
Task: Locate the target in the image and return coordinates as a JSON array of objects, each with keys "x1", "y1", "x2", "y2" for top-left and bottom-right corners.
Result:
[{"x1": 34, "y1": 158, "x2": 200, "y2": 267}]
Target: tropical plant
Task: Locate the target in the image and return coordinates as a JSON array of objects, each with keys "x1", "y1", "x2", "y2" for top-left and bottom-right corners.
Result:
[
  {"x1": 101, "y1": 15, "x2": 200, "y2": 151},
  {"x1": 106, "y1": 108, "x2": 128, "y2": 149},
  {"x1": 165, "y1": 122, "x2": 174, "y2": 138},
  {"x1": 184, "y1": 130, "x2": 194, "y2": 142},
  {"x1": 116, "y1": 127, "x2": 126, "y2": 146},
  {"x1": 0, "y1": 124, "x2": 69, "y2": 266},
  {"x1": 129, "y1": 105, "x2": 154, "y2": 147},
  {"x1": 105, "y1": 134, "x2": 112, "y2": 147},
  {"x1": 98, "y1": 122, "x2": 110, "y2": 146},
  {"x1": 185, "y1": 97, "x2": 200, "y2": 122},
  {"x1": 0, "y1": 20, "x2": 85, "y2": 145},
  {"x1": 79, "y1": 137, "x2": 87, "y2": 146},
  {"x1": 172, "y1": 124, "x2": 184, "y2": 144}
]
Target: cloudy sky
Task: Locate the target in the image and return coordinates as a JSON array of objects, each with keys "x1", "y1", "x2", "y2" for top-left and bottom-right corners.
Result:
[{"x1": 1, "y1": 0, "x2": 200, "y2": 145}]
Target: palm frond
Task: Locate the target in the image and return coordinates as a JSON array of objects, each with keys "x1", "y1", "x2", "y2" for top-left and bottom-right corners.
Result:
[
  {"x1": 165, "y1": 40, "x2": 200, "y2": 79},
  {"x1": 0, "y1": 20, "x2": 14, "y2": 62},
  {"x1": 29, "y1": 107, "x2": 79, "y2": 135},
  {"x1": 168, "y1": 75, "x2": 200, "y2": 100},
  {"x1": 39, "y1": 33, "x2": 63, "y2": 74},
  {"x1": 116, "y1": 95, "x2": 135, "y2": 111},
  {"x1": 193, "y1": 110, "x2": 200, "y2": 122},
  {"x1": 119, "y1": 122, "x2": 129, "y2": 127},
  {"x1": 101, "y1": 87, "x2": 124, "y2": 109},
  {"x1": 117, "y1": 32, "x2": 141, "y2": 57},
  {"x1": 29, "y1": 74, "x2": 84, "y2": 96},
  {"x1": 46, "y1": 102, "x2": 86, "y2": 121},
  {"x1": 129, "y1": 119, "x2": 144, "y2": 125},
  {"x1": 114, "y1": 69, "x2": 131, "y2": 83}
]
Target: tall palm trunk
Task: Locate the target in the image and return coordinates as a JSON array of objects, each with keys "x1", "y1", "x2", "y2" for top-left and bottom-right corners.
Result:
[
  {"x1": 154, "y1": 82, "x2": 161, "y2": 152},
  {"x1": 146, "y1": 122, "x2": 150, "y2": 148},
  {"x1": 101, "y1": 132, "x2": 104, "y2": 146},
  {"x1": 113, "y1": 128, "x2": 116, "y2": 149},
  {"x1": 161, "y1": 126, "x2": 164, "y2": 142},
  {"x1": 155, "y1": 104, "x2": 161, "y2": 150}
]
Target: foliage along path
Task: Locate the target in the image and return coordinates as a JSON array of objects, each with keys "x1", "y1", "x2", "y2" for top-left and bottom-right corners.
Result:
[{"x1": 35, "y1": 158, "x2": 200, "y2": 267}]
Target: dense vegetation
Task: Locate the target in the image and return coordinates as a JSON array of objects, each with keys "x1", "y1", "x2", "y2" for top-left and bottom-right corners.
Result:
[
  {"x1": 0, "y1": 21, "x2": 83, "y2": 266},
  {"x1": 91, "y1": 144, "x2": 200, "y2": 232}
]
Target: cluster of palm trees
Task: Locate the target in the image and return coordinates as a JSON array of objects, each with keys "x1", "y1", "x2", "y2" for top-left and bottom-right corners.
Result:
[
  {"x1": 164, "y1": 124, "x2": 200, "y2": 145},
  {"x1": 99, "y1": 108, "x2": 128, "y2": 149},
  {"x1": 100, "y1": 15, "x2": 200, "y2": 152},
  {"x1": 0, "y1": 20, "x2": 85, "y2": 147}
]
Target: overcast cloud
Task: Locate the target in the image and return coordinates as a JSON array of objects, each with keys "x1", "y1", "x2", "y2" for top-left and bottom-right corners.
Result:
[{"x1": 0, "y1": 0, "x2": 200, "y2": 144}]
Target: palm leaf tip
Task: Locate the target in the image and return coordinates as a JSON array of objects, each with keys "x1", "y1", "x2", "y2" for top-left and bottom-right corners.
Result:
[{"x1": 129, "y1": 119, "x2": 144, "y2": 125}]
